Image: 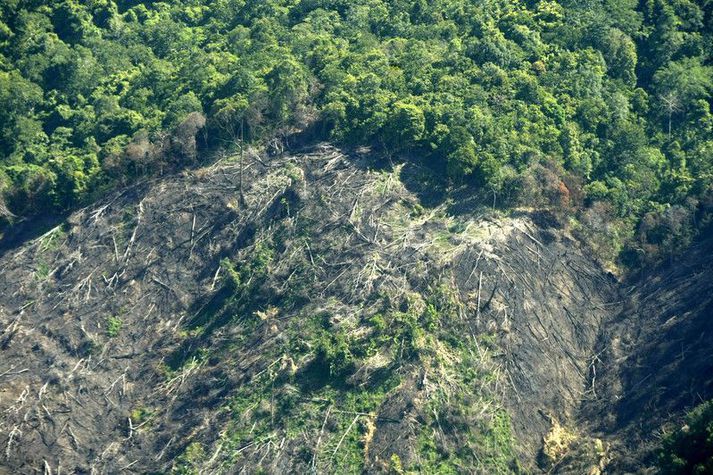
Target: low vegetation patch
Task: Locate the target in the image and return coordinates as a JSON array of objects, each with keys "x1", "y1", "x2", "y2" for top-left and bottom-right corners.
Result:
[
  {"x1": 658, "y1": 400, "x2": 713, "y2": 474},
  {"x1": 105, "y1": 315, "x2": 123, "y2": 338}
]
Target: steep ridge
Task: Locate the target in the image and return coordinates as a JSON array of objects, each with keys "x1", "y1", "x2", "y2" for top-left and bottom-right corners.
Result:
[
  {"x1": 0, "y1": 145, "x2": 708, "y2": 474},
  {"x1": 573, "y1": 238, "x2": 713, "y2": 473}
]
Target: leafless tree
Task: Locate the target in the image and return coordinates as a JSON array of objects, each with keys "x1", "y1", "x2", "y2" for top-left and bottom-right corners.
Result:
[
  {"x1": 660, "y1": 91, "x2": 682, "y2": 138},
  {"x1": 125, "y1": 131, "x2": 154, "y2": 176},
  {"x1": 211, "y1": 105, "x2": 247, "y2": 207}
]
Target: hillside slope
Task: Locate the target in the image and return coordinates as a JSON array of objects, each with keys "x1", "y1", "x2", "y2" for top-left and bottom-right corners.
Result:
[
  {"x1": 0, "y1": 145, "x2": 710, "y2": 474},
  {"x1": 577, "y1": 240, "x2": 713, "y2": 473}
]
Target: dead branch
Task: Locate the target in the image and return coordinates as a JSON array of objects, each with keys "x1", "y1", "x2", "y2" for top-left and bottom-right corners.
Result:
[
  {"x1": 331, "y1": 415, "x2": 360, "y2": 459},
  {"x1": 112, "y1": 235, "x2": 120, "y2": 263},
  {"x1": 123, "y1": 199, "x2": 145, "y2": 264},
  {"x1": 205, "y1": 439, "x2": 225, "y2": 468},
  {"x1": 121, "y1": 460, "x2": 138, "y2": 470},
  {"x1": 311, "y1": 405, "x2": 332, "y2": 471},
  {"x1": 90, "y1": 204, "x2": 111, "y2": 223},
  {"x1": 155, "y1": 436, "x2": 175, "y2": 461},
  {"x1": 0, "y1": 366, "x2": 29, "y2": 378},
  {"x1": 104, "y1": 370, "x2": 127, "y2": 398},
  {"x1": 152, "y1": 276, "x2": 176, "y2": 295},
  {"x1": 126, "y1": 417, "x2": 134, "y2": 440},
  {"x1": 5, "y1": 426, "x2": 22, "y2": 459},
  {"x1": 66, "y1": 425, "x2": 80, "y2": 450}
]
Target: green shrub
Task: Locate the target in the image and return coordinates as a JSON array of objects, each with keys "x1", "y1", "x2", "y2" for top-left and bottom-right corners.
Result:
[
  {"x1": 173, "y1": 442, "x2": 205, "y2": 475},
  {"x1": 659, "y1": 400, "x2": 713, "y2": 474},
  {"x1": 106, "y1": 316, "x2": 123, "y2": 338},
  {"x1": 314, "y1": 330, "x2": 355, "y2": 379},
  {"x1": 130, "y1": 407, "x2": 153, "y2": 425}
]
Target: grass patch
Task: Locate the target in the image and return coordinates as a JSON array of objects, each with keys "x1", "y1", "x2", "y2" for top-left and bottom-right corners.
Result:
[
  {"x1": 34, "y1": 261, "x2": 51, "y2": 281},
  {"x1": 130, "y1": 407, "x2": 153, "y2": 425},
  {"x1": 173, "y1": 442, "x2": 205, "y2": 475},
  {"x1": 106, "y1": 315, "x2": 123, "y2": 337}
]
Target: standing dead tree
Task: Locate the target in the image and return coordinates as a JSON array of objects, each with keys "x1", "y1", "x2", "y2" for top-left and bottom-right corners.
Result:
[
  {"x1": 660, "y1": 91, "x2": 682, "y2": 138},
  {"x1": 211, "y1": 101, "x2": 250, "y2": 207}
]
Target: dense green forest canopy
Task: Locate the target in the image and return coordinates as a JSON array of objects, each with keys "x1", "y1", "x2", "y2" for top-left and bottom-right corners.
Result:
[{"x1": 0, "y1": 0, "x2": 712, "y2": 265}]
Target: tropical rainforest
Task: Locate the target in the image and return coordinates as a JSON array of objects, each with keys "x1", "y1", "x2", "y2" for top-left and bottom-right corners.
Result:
[{"x1": 0, "y1": 0, "x2": 712, "y2": 267}]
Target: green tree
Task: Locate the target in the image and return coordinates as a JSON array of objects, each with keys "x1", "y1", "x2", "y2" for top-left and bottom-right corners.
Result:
[{"x1": 381, "y1": 101, "x2": 425, "y2": 153}]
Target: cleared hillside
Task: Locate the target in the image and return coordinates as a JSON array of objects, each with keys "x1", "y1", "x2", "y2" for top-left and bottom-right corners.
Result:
[{"x1": 0, "y1": 145, "x2": 711, "y2": 474}]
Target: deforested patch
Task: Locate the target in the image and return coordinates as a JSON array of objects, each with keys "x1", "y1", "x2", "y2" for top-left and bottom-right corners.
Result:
[{"x1": 0, "y1": 144, "x2": 710, "y2": 474}]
